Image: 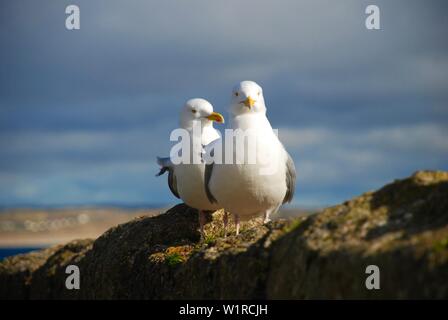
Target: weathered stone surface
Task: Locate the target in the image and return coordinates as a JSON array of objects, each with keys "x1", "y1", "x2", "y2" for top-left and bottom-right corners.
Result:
[
  {"x1": 268, "y1": 170, "x2": 448, "y2": 299},
  {"x1": 1, "y1": 171, "x2": 447, "y2": 299}
]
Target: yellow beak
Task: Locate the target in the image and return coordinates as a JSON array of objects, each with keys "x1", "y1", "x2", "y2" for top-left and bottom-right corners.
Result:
[
  {"x1": 206, "y1": 112, "x2": 225, "y2": 123},
  {"x1": 243, "y1": 96, "x2": 256, "y2": 108}
]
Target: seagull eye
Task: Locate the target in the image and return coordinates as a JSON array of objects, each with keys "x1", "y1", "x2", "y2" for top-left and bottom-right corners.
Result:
[
  {"x1": 191, "y1": 109, "x2": 197, "y2": 114},
  {"x1": 258, "y1": 92, "x2": 260, "y2": 96},
  {"x1": 235, "y1": 92, "x2": 239, "y2": 97}
]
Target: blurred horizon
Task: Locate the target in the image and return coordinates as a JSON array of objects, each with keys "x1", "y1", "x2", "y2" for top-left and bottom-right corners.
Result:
[
  {"x1": 1, "y1": 0, "x2": 447, "y2": 209},
  {"x1": 0, "y1": 202, "x2": 171, "y2": 210}
]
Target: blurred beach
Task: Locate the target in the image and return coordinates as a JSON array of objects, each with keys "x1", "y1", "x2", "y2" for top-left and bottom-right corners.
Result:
[
  {"x1": 0, "y1": 207, "x2": 163, "y2": 256},
  {"x1": 0, "y1": 206, "x2": 313, "y2": 259}
]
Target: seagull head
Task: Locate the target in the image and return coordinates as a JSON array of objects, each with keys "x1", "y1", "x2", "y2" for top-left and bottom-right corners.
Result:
[
  {"x1": 180, "y1": 98, "x2": 225, "y2": 129},
  {"x1": 230, "y1": 80, "x2": 266, "y2": 116}
]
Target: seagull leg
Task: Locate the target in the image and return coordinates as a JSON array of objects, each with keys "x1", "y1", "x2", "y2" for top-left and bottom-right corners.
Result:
[
  {"x1": 223, "y1": 211, "x2": 229, "y2": 238},
  {"x1": 199, "y1": 210, "x2": 206, "y2": 239},
  {"x1": 263, "y1": 211, "x2": 271, "y2": 224},
  {"x1": 264, "y1": 205, "x2": 280, "y2": 224},
  {"x1": 235, "y1": 214, "x2": 240, "y2": 236}
]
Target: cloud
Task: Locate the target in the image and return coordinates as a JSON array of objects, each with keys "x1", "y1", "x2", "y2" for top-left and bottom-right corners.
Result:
[
  {"x1": 277, "y1": 124, "x2": 448, "y2": 205},
  {"x1": 280, "y1": 124, "x2": 448, "y2": 155}
]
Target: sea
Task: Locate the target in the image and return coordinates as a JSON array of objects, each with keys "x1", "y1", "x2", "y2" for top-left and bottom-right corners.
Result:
[{"x1": 0, "y1": 247, "x2": 43, "y2": 261}]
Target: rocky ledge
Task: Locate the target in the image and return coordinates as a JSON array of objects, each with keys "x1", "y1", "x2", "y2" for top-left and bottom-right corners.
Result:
[{"x1": 1, "y1": 170, "x2": 447, "y2": 299}]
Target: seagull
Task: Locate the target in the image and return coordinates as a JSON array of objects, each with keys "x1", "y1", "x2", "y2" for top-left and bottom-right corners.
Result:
[
  {"x1": 156, "y1": 98, "x2": 225, "y2": 236},
  {"x1": 204, "y1": 81, "x2": 296, "y2": 235}
]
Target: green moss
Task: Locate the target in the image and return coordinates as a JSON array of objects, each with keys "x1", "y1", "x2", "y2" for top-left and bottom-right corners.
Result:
[
  {"x1": 163, "y1": 245, "x2": 194, "y2": 266},
  {"x1": 165, "y1": 252, "x2": 184, "y2": 266},
  {"x1": 433, "y1": 237, "x2": 448, "y2": 252},
  {"x1": 203, "y1": 234, "x2": 217, "y2": 246},
  {"x1": 283, "y1": 219, "x2": 303, "y2": 234}
]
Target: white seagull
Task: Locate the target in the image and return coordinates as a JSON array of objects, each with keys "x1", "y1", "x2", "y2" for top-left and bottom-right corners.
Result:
[
  {"x1": 205, "y1": 81, "x2": 296, "y2": 235},
  {"x1": 157, "y1": 98, "x2": 225, "y2": 236}
]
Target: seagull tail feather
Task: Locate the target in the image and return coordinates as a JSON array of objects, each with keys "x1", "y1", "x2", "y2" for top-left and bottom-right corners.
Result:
[{"x1": 156, "y1": 156, "x2": 172, "y2": 177}]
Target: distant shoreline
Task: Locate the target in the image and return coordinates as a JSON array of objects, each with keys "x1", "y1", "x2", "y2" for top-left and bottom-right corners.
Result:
[
  {"x1": 0, "y1": 207, "x2": 165, "y2": 248},
  {"x1": 0, "y1": 206, "x2": 315, "y2": 248},
  {"x1": 0, "y1": 203, "x2": 172, "y2": 211}
]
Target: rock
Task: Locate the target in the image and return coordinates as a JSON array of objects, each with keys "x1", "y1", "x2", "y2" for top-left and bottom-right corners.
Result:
[
  {"x1": 0, "y1": 245, "x2": 62, "y2": 299},
  {"x1": 267, "y1": 170, "x2": 448, "y2": 298},
  {"x1": 1, "y1": 170, "x2": 447, "y2": 299}
]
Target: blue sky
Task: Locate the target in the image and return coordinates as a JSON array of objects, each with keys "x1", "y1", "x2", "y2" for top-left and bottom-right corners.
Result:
[{"x1": 1, "y1": 0, "x2": 447, "y2": 208}]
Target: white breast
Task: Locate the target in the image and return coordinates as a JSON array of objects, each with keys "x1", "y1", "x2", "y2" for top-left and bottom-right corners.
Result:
[
  {"x1": 175, "y1": 163, "x2": 220, "y2": 211},
  {"x1": 209, "y1": 114, "x2": 288, "y2": 218}
]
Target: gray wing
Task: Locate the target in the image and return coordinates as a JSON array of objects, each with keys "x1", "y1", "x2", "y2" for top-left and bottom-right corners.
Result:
[
  {"x1": 156, "y1": 157, "x2": 180, "y2": 199},
  {"x1": 283, "y1": 152, "x2": 296, "y2": 204},
  {"x1": 204, "y1": 163, "x2": 217, "y2": 204}
]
